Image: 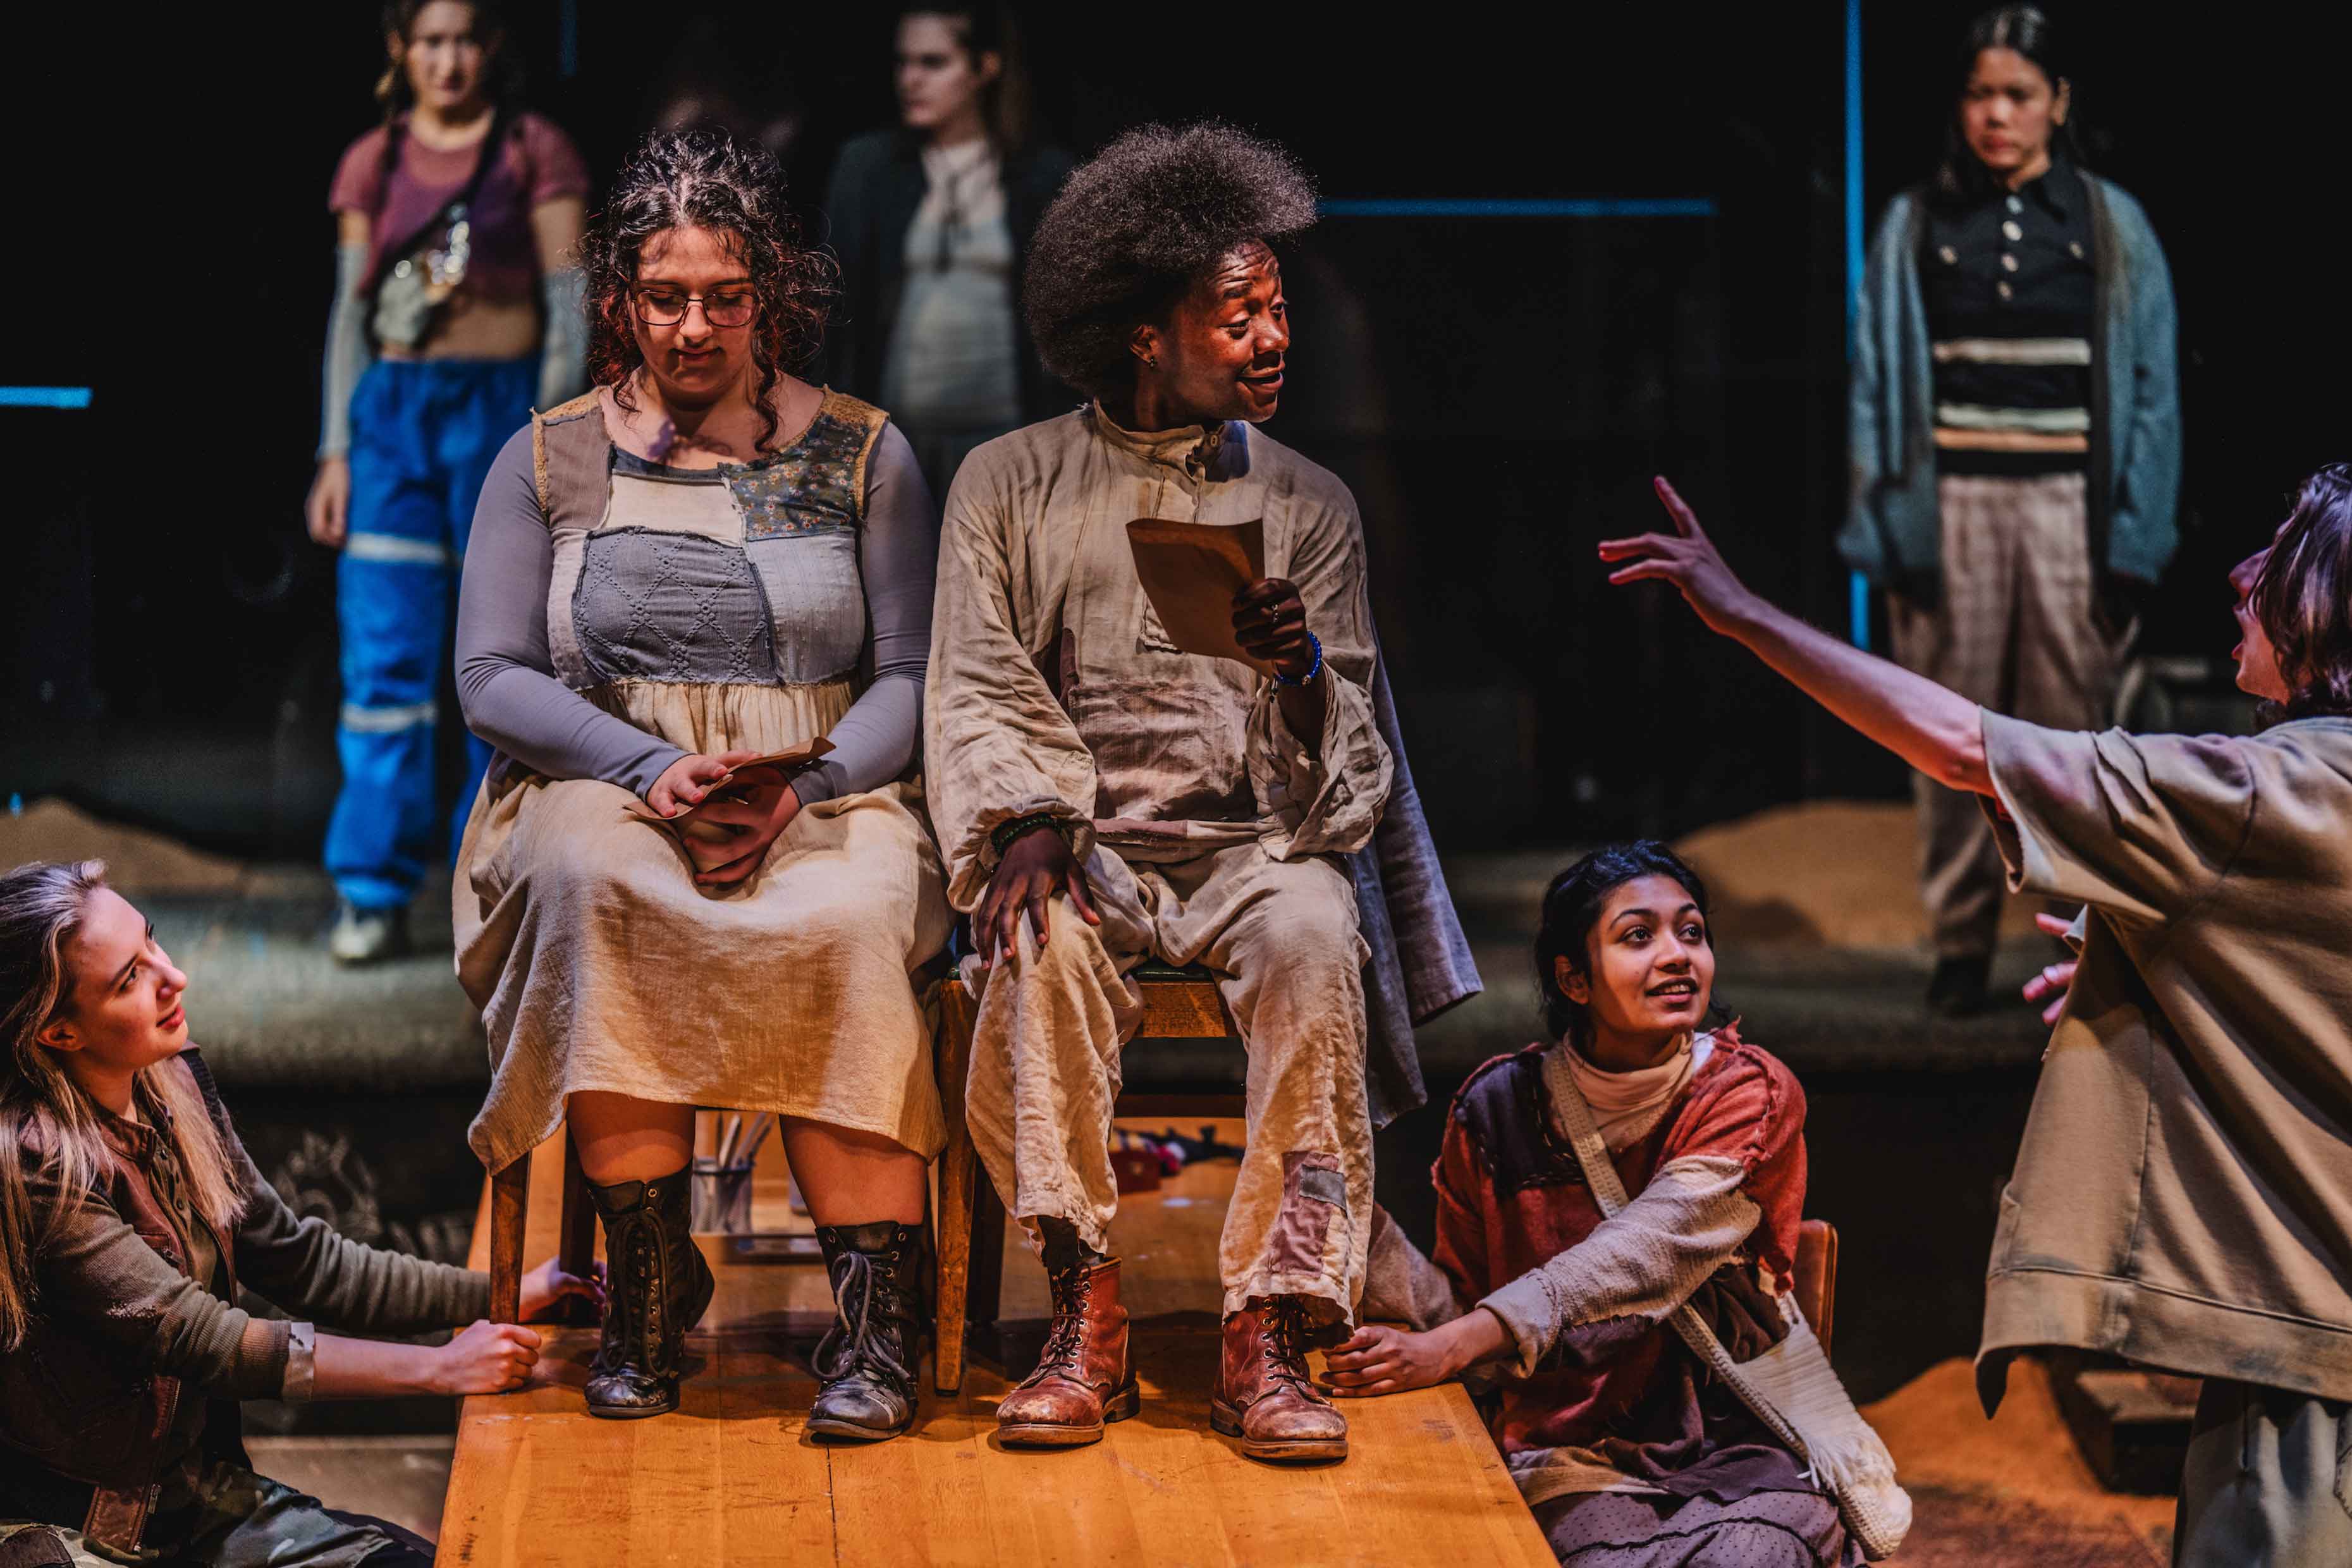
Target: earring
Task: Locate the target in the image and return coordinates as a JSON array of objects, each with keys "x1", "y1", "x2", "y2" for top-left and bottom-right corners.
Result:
[{"x1": 1141, "y1": 355, "x2": 1159, "y2": 371}]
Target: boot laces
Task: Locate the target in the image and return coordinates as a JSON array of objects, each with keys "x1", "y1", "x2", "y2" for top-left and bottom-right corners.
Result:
[
  {"x1": 1031, "y1": 1263, "x2": 1096, "y2": 1378},
  {"x1": 814, "y1": 1246, "x2": 913, "y2": 1393},
  {"x1": 596, "y1": 1208, "x2": 665, "y2": 1375},
  {"x1": 1261, "y1": 1298, "x2": 1319, "y2": 1397}
]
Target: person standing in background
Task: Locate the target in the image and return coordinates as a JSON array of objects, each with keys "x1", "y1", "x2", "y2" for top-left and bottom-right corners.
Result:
[
  {"x1": 823, "y1": 6, "x2": 1074, "y2": 499},
  {"x1": 1842, "y1": 4, "x2": 2178, "y2": 1016},
  {"x1": 306, "y1": 0, "x2": 589, "y2": 964}
]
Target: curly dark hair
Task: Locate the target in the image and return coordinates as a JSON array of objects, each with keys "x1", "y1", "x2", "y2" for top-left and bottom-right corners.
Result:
[
  {"x1": 1533, "y1": 842, "x2": 1715, "y2": 1045},
  {"x1": 582, "y1": 128, "x2": 836, "y2": 449},
  {"x1": 2252, "y1": 462, "x2": 2352, "y2": 725},
  {"x1": 1020, "y1": 121, "x2": 1316, "y2": 401}
]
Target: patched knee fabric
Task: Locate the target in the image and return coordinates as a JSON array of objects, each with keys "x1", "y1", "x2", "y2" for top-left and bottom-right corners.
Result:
[{"x1": 964, "y1": 843, "x2": 1373, "y2": 1322}]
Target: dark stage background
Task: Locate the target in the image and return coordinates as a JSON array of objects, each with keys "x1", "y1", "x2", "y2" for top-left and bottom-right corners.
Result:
[{"x1": 6, "y1": 2, "x2": 2348, "y2": 857}]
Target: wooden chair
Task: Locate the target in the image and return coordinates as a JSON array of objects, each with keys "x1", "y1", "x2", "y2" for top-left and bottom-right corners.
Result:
[
  {"x1": 486, "y1": 960, "x2": 971, "y2": 1318},
  {"x1": 486, "y1": 1135, "x2": 596, "y2": 1325},
  {"x1": 933, "y1": 960, "x2": 1246, "y2": 1393},
  {"x1": 1792, "y1": 1217, "x2": 1838, "y2": 1357}
]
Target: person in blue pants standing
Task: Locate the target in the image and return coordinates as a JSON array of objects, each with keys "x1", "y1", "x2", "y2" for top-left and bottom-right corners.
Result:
[{"x1": 305, "y1": 0, "x2": 589, "y2": 961}]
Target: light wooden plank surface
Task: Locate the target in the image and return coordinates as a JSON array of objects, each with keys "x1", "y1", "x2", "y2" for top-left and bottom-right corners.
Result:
[{"x1": 441, "y1": 1122, "x2": 1551, "y2": 1568}]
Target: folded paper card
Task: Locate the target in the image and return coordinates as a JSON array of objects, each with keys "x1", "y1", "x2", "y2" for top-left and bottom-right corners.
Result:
[
  {"x1": 1125, "y1": 517, "x2": 1273, "y2": 676},
  {"x1": 624, "y1": 740, "x2": 834, "y2": 843}
]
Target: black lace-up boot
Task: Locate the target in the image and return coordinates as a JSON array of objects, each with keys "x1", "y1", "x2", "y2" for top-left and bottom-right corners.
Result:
[
  {"x1": 806, "y1": 1220, "x2": 925, "y2": 1440},
  {"x1": 584, "y1": 1167, "x2": 714, "y2": 1419}
]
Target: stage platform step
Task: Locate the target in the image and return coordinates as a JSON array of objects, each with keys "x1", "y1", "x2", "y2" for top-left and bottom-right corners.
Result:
[{"x1": 439, "y1": 1122, "x2": 1552, "y2": 1568}]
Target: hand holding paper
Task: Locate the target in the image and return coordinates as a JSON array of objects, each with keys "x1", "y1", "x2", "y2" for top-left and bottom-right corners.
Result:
[
  {"x1": 630, "y1": 740, "x2": 835, "y2": 884},
  {"x1": 1230, "y1": 577, "x2": 1316, "y2": 681},
  {"x1": 1125, "y1": 517, "x2": 1277, "y2": 676}
]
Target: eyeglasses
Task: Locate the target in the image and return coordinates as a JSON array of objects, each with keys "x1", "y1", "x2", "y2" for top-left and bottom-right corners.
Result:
[{"x1": 632, "y1": 288, "x2": 756, "y2": 328}]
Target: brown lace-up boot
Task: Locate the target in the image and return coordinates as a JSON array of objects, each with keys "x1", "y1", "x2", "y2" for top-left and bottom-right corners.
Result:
[
  {"x1": 1211, "y1": 1297, "x2": 1349, "y2": 1461},
  {"x1": 995, "y1": 1257, "x2": 1138, "y2": 1447}
]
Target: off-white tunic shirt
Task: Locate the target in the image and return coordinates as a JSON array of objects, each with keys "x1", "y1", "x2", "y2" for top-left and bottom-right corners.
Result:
[{"x1": 926, "y1": 406, "x2": 1393, "y2": 909}]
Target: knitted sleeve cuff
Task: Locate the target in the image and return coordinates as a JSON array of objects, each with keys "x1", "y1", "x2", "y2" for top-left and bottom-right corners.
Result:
[{"x1": 1478, "y1": 1273, "x2": 1560, "y2": 1379}]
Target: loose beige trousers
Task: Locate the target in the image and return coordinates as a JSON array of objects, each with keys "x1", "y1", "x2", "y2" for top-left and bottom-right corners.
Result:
[
  {"x1": 963, "y1": 840, "x2": 1373, "y2": 1329},
  {"x1": 1889, "y1": 472, "x2": 2123, "y2": 959}
]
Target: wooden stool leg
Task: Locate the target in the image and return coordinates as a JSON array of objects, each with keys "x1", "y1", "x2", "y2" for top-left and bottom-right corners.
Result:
[
  {"x1": 556, "y1": 1132, "x2": 598, "y2": 1326},
  {"x1": 489, "y1": 1155, "x2": 530, "y2": 1325},
  {"x1": 933, "y1": 979, "x2": 980, "y2": 1393},
  {"x1": 968, "y1": 1167, "x2": 1007, "y2": 1335}
]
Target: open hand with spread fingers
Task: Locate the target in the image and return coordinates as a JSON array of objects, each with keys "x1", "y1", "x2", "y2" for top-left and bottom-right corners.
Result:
[{"x1": 1596, "y1": 477, "x2": 1765, "y2": 635}]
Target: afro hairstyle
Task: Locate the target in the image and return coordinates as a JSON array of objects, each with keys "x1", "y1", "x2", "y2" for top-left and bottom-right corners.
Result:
[{"x1": 1021, "y1": 121, "x2": 1317, "y2": 401}]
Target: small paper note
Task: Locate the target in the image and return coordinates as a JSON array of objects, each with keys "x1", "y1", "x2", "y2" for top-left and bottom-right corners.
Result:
[
  {"x1": 624, "y1": 740, "x2": 835, "y2": 840},
  {"x1": 1125, "y1": 517, "x2": 1272, "y2": 675}
]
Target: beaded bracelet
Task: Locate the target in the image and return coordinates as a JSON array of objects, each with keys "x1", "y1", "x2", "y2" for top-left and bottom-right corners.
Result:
[
  {"x1": 1272, "y1": 630, "x2": 1324, "y2": 688},
  {"x1": 989, "y1": 811, "x2": 1068, "y2": 855}
]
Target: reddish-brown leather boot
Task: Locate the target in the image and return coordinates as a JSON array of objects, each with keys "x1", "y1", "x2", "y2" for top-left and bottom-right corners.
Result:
[
  {"x1": 995, "y1": 1257, "x2": 1138, "y2": 1447},
  {"x1": 1211, "y1": 1297, "x2": 1349, "y2": 1462}
]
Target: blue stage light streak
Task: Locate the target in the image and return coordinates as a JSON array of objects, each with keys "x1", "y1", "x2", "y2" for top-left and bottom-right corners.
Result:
[
  {"x1": 1844, "y1": 0, "x2": 1870, "y2": 650},
  {"x1": 0, "y1": 386, "x2": 92, "y2": 409},
  {"x1": 1318, "y1": 198, "x2": 1715, "y2": 219}
]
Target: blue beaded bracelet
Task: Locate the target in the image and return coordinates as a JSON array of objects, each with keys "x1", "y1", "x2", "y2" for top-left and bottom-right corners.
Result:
[{"x1": 1273, "y1": 631, "x2": 1323, "y2": 688}]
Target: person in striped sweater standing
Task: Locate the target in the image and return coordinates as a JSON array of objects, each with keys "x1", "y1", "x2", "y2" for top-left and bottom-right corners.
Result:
[{"x1": 1841, "y1": 4, "x2": 2179, "y2": 1017}]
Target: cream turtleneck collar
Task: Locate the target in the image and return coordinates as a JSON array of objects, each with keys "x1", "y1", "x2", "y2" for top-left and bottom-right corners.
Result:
[{"x1": 1545, "y1": 1031, "x2": 1715, "y2": 1153}]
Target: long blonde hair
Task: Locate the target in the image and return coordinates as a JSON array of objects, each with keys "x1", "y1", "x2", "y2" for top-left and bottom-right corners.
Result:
[{"x1": 0, "y1": 861, "x2": 242, "y2": 1349}]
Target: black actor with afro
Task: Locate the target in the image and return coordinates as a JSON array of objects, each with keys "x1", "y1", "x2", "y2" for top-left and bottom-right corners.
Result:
[{"x1": 1020, "y1": 121, "x2": 1316, "y2": 405}]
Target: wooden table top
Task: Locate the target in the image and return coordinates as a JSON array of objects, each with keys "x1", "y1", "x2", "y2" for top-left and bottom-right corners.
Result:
[{"x1": 439, "y1": 1121, "x2": 1552, "y2": 1568}]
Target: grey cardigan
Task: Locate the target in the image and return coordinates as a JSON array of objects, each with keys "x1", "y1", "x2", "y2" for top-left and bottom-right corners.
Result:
[{"x1": 1840, "y1": 174, "x2": 2181, "y2": 592}]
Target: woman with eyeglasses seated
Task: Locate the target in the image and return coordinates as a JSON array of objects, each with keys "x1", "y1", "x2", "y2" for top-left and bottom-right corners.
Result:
[{"x1": 448, "y1": 127, "x2": 951, "y2": 1438}]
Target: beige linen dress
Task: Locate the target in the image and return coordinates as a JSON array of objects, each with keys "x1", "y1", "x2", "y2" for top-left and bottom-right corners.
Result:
[{"x1": 453, "y1": 388, "x2": 952, "y2": 1176}]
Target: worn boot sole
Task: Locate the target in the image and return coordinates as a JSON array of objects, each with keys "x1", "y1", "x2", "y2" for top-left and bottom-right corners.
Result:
[
  {"x1": 996, "y1": 1378, "x2": 1140, "y2": 1447},
  {"x1": 1208, "y1": 1398, "x2": 1349, "y2": 1462},
  {"x1": 806, "y1": 1404, "x2": 913, "y2": 1442},
  {"x1": 587, "y1": 1388, "x2": 680, "y2": 1421}
]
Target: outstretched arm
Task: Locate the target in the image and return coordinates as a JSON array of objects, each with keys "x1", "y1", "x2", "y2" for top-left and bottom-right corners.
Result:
[{"x1": 1600, "y1": 479, "x2": 1990, "y2": 796}]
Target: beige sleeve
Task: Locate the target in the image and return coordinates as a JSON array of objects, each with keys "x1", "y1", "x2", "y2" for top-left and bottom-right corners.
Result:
[
  {"x1": 1244, "y1": 490, "x2": 1393, "y2": 859},
  {"x1": 1358, "y1": 1204, "x2": 1473, "y2": 1330},
  {"x1": 924, "y1": 455, "x2": 1102, "y2": 910},
  {"x1": 1980, "y1": 710, "x2": 2258, "y2": 925},
  {"x1": 1478, "y1": 1155, "x2": 1757, "y2": 1379}
]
